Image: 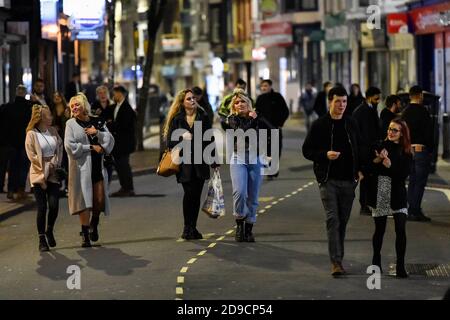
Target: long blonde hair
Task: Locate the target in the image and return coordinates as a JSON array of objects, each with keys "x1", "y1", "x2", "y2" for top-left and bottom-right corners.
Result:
[
  {"x1": 163, "y1": 89, "x2": 193, "y2": 138},
  {"x1": 69, "y1": 92, "x2": 92, "y2": 117},
  {"x1": 229, "y1": 89, "x2": 254, "y2": 115},
  {"x1": 26, "y1": 104, "x2": 50, "y2": 132}
]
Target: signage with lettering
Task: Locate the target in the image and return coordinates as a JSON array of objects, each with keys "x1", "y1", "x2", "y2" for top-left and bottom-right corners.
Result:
[
  {"x1": 65, "y1": 0, "x2": 105, "y2": 41},
  {"x1": 387, "y1": 13, "x2": 409, "y2": 34},
  {"x1": 325, "y1": 13, "x2": 349, "y2": 53},
  {"x1": 260, "y1": 22, "x2": 293, "y2": 48},
  {"x1": 410, "y1": 2, "x2": 450, "y2": 35}
]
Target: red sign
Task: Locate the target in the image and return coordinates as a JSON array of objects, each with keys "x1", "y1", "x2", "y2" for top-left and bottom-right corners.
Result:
[
  {"x1": 387, "y1": 13, "x2": 409, "y2": 34},
  {"x1": 260, "y1": 22, "x2": 293, "y2": 48},
  {"x1": 410, "y1": 2, "x2": 450, "y2": 35},
  {"x1": 435, "y1": 33, "x2": 444, "y2": 49}
]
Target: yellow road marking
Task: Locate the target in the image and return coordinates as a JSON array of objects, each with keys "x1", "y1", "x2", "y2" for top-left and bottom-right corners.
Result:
[
  {"x1": 198, "y1": 250, "x2": 207, "y2": 256},
  {"x1": 180, "y1": 267, "x2": 188, "y2": 273},
  {"x1": 217, "y1": 236, "x2": 225, "y2": 241},
  {"x1": 265, "y1": 205, "x2": 272, "y2": 209},
  {"x1": 208, "y1": 243, "x2": 217, "y2": 248},
  {"x1": 286, "y1": 194, "x2": 291, "y2": 198},
  {"x1": 259, "y1": 197, "x2": 275, "y2": 202},
  {"x1": 177, "y1": 277, "x2": 184, "y2": 284},
  {"x1": 176, "y1": 238, "x2": 185, "y2": 242},
  {"x1": 176, "y1": 287, "x2": 183, "y2": 295},
  {"x1": 279, "y1": 198, "x2": 285, "y2": 201},
  {"x1": 225, "y1": 230, "x2": 234, "y2": 235},
  {"x1": 187, "y1": 258, "x2": 197, "y2": 264},
  {"x1": 272, "y1": 201, "x2": 278, "y2": 205}
]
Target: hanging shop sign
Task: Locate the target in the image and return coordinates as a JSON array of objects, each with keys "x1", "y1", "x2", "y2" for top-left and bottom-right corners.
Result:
[
  {"x1": 64, "y1": 0, "x2": 106, "y2": 41},
  {"x1": 387, "y1": 13, "x2": 409, "y2": 34},
  {"x1": 410, "y1": 2, "x2": 450, "y2": 35},
  {"x1": 325, "y1": 13, "x2": 349, "y2": 53},
  {"x1": 40, "y1": 0, "x2": 58, "y2": 41},
  {"x1": 361, "y1": 22, "x2": 386, "y2": 48},
  {"x1": 260, "y1": 22, "x2": 293, "y2": 48},
  {"x1": 161, "y1": 34, "x2": 184, "y2": 52}
]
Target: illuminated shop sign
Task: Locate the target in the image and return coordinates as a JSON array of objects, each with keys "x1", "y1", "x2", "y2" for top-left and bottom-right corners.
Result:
[
  {"x1": 40, "y1": 0, "x2": 58, "y2": 41},
  {"x1": 64, "y1": 0, "x2": 105, "y2": 41}
]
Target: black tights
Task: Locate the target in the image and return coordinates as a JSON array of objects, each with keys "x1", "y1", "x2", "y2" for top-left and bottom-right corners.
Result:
[
  {"x1": 181, "y1": 178, "x2": 205, "y2": 228},
  {"x1": 372, "y1": 213, "x2": 407, "y2": 266},
  {"x1": 33, "y1": 183, "x2": 60, "y2": 235}
]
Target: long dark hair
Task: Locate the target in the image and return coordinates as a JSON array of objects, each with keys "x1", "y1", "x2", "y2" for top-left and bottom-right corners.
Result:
[{"x1": 389, "y1": 118, "x2": 411, "y2": 155}]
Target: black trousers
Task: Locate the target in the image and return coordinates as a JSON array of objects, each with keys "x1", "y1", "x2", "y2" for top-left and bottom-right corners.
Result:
[
  {"x1": 8, "y1": 147, "x2": 30, "y2": 193},
  {"x1": 114, "y1": 153, "x2": 134, "y2": 191},
  {"x1": 0, "y1": 146, "x2": 12, "y2": 192},
  {"x1": 372, "y1": 213, "x2": 407, "y2": 265},
  {"x1": 359, "y1": 174, "x2": 372, "y2": 209},
  {"x1": 181, "y1": 178, "x2": 205, "y2": 228},
  {"x1": 33, "y1": 182, "x2": 60, "y2": 235}
]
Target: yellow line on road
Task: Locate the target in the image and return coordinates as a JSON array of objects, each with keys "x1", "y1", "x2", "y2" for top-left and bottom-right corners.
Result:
[
  {"x1": 286, "y1": 194, "x2": 291, "y2": 198},
  {"x1": 259, "y1": 209, "x2": 266, "y2": 213},
  {"x1": 198, "y1": 250, "x2": 207, "y2": 256},
  {"x1": 225, "y1": 230, "x2": 234, "y2": 235},
  {"x1": 272, "y1": 201, "x2": 278, "y2": 205},
  {"x1": 176, "y1": 287, "x2": 183, "y2": 295},
  {"x1": 180, "y1": 267, "x2": 188, "y2": 273},
  {"x1": 279, "y1": 198, "x2": 285, "y2": 201},
  {"x1": 208, "y1": 243, "x2": 217, "y2": 248},
  {"x1": 176, "y1": 238, "x2": 185, "y2": 242},
  {"x1": 177, "y1": 277, "x2": 184, "y2": 284},
  {"x1": 217, "y1": 236, "x2": 225, "y2": 241},
  {"x1": 265, "y1": 205, "x2": 272, "y2": 209},
  {"x1": 187, "y1": 258, "x2": 197, "y2": 264}
]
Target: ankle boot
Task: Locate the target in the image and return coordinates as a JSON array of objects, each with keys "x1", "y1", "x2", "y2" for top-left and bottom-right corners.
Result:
[
  {"x1": 181, "y1": 225, "x2": 194, "y2": 240},
  {"x1": 39, "y1": 234, "x2": 50, "y2": 252},
  {"x1": 45, "y1": 226, "x2": 56, "y2": 248},
  {"x1": 235, "y1": 219, "x2": 245, "y2": 242},
  {"x1": 90, "y1": 215, "x2": 100, "y2": 242},
  {"x1": 372, "y1": 254, "x2": 383, "y2": 273},
  {"x1": 191, "y1": 226, "x2": 203, "y2": 240},
  {"x1": 396, "y1": 259, "x2": 408, "y2": 278},
  {"x1": 244, "y1": 223, "x2": 255, "y2": 242},
  {"x1": 80, "y1": 225, "x2": 92, "y2": 248}
]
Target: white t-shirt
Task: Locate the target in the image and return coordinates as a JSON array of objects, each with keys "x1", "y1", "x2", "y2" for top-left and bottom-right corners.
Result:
[{"x1": 37, "y1": 129, "x2": 57, "y2": 157}]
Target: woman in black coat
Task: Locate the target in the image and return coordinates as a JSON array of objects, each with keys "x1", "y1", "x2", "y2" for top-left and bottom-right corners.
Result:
[
  {"x1": 368, "y1": 118, "x2": 412, "y2": 278},
  {"x1": 163, "y1": 89, "x2": 217, "y2": 240}
]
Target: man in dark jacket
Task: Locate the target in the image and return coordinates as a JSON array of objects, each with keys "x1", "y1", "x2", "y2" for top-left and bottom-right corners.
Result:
[
  {"x1": 313, "y1": 81, "x2": 333, "y2": 117},
  {"x1": 3, "y1": 85, "x2": 33, "y2": 200},
  {"x1": 255, "y1": 79, "x2": 289, "y2": 179},
  {"x1": 109, "y1": 85, "x2": 137, "y2": 197},
  {"x1": 401, "y1": 85, "x2": 433, "y2": 222},
  {"x1": 352, "y1": 86, "x2": 382, "y2": 215},
  {"x1": 303, "y1": 86, "x2": 364, "y2": 276},
  {"x1": 380, "y1": 95, "x2": 401, "y2": 140}
]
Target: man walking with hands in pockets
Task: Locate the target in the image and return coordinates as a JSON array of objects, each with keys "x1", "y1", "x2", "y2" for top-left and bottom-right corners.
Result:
[{"x1": 302, "y1": 86, "x2": 365, "y2": 276}]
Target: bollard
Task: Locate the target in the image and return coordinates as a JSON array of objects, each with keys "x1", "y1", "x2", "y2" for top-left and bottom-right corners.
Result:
[{"x1": 443, "y1": 113, "x2": 450, "y2": 159}]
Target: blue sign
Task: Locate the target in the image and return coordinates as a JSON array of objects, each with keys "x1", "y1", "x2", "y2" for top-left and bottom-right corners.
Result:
[{"x1": 65, "y1": 0, "x2": 105, "y2": 41}]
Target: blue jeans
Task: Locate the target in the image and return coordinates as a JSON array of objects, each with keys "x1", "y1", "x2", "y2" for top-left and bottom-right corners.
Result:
[
  {"x1": 230, "y1": 154, "x2": 263, "y2": 224},
  {"x1": 408, "y1": 151, "x2": 431, "y2": 215}
]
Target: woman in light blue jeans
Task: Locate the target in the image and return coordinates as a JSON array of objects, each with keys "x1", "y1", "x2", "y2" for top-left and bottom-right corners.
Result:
[{"x1": 226, "y1": 90, "x2": 271, "y2": 242}]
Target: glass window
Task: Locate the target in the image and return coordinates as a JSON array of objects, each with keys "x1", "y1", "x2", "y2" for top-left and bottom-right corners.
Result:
[
  {"x1": 282, "y1": 0, "x2": 318, "y2": 12},
  {"x1": 359, "y1": 0, "x2": 370, "y2": 7}
]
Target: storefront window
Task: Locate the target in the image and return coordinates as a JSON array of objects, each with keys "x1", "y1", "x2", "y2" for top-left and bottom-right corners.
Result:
[{"x1": 282, "y1": 0, "x2": 318, "y2": 13}]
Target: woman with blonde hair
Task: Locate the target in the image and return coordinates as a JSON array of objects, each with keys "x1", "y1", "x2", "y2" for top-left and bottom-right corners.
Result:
[
  {"x1": 226, "y1": 90, "x2": 272, "y2": 242},
  {"x1": 25, "y1": 104, "x2": 63, "y2": 251},
  {"x1": 163, "y1": 89, "x2": 217, "y2": 240},
  {"x1": 65, "y1": 93, "x2": 115, "y2": 247}
]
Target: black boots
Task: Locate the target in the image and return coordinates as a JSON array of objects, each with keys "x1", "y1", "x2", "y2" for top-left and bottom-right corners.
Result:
[
  {"x1": 80, "y1": 225, "x2": 92, "y2": 248},
  {"x1": 235, "y1": 219, "x2": 245, "y2": 242},
  {"x1": 396, "y1": 259, "x2": 408, "y2": 278},
  {"x1": 39, "y1": 234, "x2": 50, "y2": 252},
  {"x1": 90, "y1": 214, "x2": 100, "y2": 242},
  {"x1": 45, "y1": 226, "x2": 56, "y2": 248},
  {"x1": 181, "y1": 225, "x2": 203, "y2": 240},
  {"x1": 372, "y1": 254, "x2": 383, "y2": 273},
  {"x1": 244, "y1": 223, "x2": 255, "y2": 242}
]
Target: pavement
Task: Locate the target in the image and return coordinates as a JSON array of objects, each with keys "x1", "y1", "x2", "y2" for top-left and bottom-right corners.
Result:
[{"x1": 0, "y1": 118, "x2": 449, "y2": 300}]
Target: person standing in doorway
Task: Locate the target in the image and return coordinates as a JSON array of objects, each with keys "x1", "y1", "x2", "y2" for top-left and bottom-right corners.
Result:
[{"x1": 302, "y1": 86, "x2": 364, "y2": 276}]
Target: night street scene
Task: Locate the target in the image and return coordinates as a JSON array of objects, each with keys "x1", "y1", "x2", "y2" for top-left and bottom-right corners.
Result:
[{"x1": 0, "y1": 0, "x2": 449, "y2": 309}]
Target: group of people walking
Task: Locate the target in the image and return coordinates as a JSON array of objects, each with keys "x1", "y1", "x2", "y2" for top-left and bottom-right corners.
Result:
[{"x1": 303, "y1": 83, "x2": 434, "y2": 277}]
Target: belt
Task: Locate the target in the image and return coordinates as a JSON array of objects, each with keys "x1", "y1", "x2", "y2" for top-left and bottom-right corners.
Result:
[{"x1": 411, "y1": 145, "x2": 426, "y2": 152}]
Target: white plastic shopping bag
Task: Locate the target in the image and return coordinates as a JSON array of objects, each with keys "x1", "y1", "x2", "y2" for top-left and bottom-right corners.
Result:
[{"x1": 201, "y1": 169, "x2": 225, "y2": 218}]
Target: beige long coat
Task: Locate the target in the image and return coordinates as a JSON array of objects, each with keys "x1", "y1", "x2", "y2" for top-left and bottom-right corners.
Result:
[
  {"x1": 64, "y1": 118, "x2": 115, "y2": 215},
  {"x1": 25, "y1": 127, "x2": 63, "y2": 189}
]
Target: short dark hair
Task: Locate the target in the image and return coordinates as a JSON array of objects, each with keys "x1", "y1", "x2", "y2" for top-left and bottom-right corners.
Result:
[
  {"x1": 328, "y1": 86, "x2": 348, "y2": 101},
  {"x1": 236, "y1": 79, "x2": 246, "y2": 86},
  {"x1": 113, "y1": 85, "x2": 127, "y2": 96},
  {"x1": 365, "y1": 86, "x2": 381, "y2": 98},
  {"x1": 35, "y1": 78, "x2": 45, "y2": 84},
  {"x1": 385, "y1": 95, "x2": 401, "y2": 109},
  {"x1": 323, "y1": 81, "x2": 332, "y2": 90},
  {"x1": 261, "y1": 79, "x2": 272, "y2": 86},
  {"x1": 409, "y1": 85, "x2": 423, "y2": 97},
  {"x1": 192, "y1": 86, "x2": 203, "y2": 95}
]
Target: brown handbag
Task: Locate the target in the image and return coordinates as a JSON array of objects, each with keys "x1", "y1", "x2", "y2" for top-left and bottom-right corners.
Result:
[{"x1": 157, "y1": 149, "x2": 180, "y2": 177}]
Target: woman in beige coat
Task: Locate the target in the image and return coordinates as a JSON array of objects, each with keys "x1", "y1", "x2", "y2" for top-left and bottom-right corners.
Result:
[
  {"x1": 65, "y1": 93, "x2": 114, "y2": 248},
  {"x1": 25, "y1": 105, "x2": 63, "y2": 252}
]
